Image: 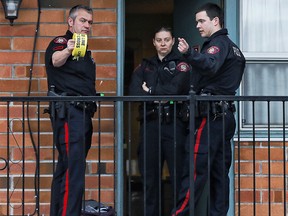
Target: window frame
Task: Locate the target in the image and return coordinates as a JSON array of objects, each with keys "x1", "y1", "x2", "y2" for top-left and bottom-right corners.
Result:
[{"x1": 238, "y1": 0, "x2": 288, "y2": 131}]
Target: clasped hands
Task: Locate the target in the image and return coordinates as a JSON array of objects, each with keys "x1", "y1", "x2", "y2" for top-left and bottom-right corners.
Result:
[{"x1": 142, "y1": 82, "x2": 149, "y2": 93}]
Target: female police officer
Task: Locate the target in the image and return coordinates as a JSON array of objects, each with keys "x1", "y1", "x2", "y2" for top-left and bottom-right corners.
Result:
[{"x1": 129, "y1": 26, "x2": 191, "y2": 216}]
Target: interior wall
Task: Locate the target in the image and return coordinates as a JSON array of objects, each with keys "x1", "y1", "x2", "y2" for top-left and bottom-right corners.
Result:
[
  {"x1": 124, "y1": 1, "x2": 174, "y2": 176},
  {"x1": 125, "y1": 12, "x2": 173, "y2": 94},
  {"x1": 173, "y1": 0, "x2": 222, "y2": 49},
  {"x1": 125, "y1": 0, "x2": 223, "y2": 90},
  {"x1": 124, "y1": 1, "x2": 231, "y2": 214},
  {"x1": 124, "y1": 0, "x2": 224, "y2": 163}
]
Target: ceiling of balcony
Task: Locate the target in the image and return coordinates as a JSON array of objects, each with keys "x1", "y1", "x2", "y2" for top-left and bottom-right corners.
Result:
[
  {"x1": 40, "y1": 0, "x2": 173, "y2": 14},
  {"x1": 126, "y1": 0, "x2": 173, "y2": 14},
  {"x1": 40, "y1": 0, "x2": 89, "y2": 8}
]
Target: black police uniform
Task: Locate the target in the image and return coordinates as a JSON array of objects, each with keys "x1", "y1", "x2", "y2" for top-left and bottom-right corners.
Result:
[
  {"x1": 129, "y1": 50, "x2": 191, "y2": 216},
  {"x1": 172, "y1": 28, "x2": 246, "y2": 216},
  {"x1": 45, "y1": 30, "x2": 96, "y2": 216}
]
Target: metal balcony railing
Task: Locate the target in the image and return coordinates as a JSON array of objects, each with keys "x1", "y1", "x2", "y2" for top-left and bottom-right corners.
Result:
[{"x1": 0, "y1": 94, "x2": 287, "y2": 216}]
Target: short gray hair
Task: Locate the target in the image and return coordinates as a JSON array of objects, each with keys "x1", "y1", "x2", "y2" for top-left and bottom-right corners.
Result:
[{"x1": 69, "y1": 5, "x2": 93, "y2": 21}]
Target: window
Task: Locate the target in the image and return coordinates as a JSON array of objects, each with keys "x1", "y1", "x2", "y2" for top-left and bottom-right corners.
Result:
[{"x1": 240, "y1": 0, "x2": 288, "y2": 127}]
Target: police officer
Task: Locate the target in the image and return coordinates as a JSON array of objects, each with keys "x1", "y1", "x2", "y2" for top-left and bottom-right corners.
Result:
[
  {"x1": 129, "y1": 26, "x2": 191, "y2": 216},
  {"x1": 172, "y1": 3, "x2": 245, "y2": 216},
  {"x1": 45, "y1": 5, "x2": 96, "y2": 216}
]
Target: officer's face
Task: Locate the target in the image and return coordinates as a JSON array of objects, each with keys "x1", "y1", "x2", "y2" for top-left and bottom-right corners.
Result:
[
  {"x1": 153, "y1": 31, "x2": 175, "y2": 58},
  {"x1": 195, "y1": 11, "x2": 219, "y2": 38},
  {"x1": 68, "y1": 9, "x2": 93, "y2": 35}
]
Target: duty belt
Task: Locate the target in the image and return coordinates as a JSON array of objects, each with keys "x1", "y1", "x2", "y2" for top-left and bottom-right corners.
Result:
[
  {"x1": 46, "y1": 86, "x2": 97, "y2": 118},
  {"x1": 197, "y1": 100, "x2": 236, "y2": 118},
  {"x1": 70, "y1": 101, "x2": 97, "y2": 116},
  {"x1": 138, "y1": 102, "x2": 187, "y2": 123}
]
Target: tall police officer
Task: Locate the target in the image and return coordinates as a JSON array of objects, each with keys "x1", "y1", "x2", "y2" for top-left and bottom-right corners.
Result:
[
  {"x1": 45, "y1": 5, "x2": 96, "y2": 216},
  {"x1": 172, "y1": 3, "x2": 245, "y2": 216},
  {"x1": 129, "y1": 26, "x2": 191, "y2": 216}
]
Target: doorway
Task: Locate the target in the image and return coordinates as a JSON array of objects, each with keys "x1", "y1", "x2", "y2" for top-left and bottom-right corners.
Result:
[
  {"x1": 123, "y1": 0, "x2": 222, "y2": 215},
  {"x1": 124, "y1": 1, "x2": 174, "y2": 215}
]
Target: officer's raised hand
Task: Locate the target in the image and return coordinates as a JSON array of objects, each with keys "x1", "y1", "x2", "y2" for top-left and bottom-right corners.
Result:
[{"x1": 178, "y1": 37, "x2": 190, "y2": 54}]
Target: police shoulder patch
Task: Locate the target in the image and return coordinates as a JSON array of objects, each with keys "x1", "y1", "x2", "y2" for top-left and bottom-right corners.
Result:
[
  {"x1": 232, "y1": 46, "x2": 242, "y2": 57},
  {"x1": 54, "y1": 37, "x2": 67, "y2": 44},
  {"x1": 53, "y1": 46, "x2": 65, "y2": 51},
  {"x1": 176, "y1": 62, "x2": 190, "y2": 72},
  {"x1": 207, "y1": 46, "x2": 220, "y2": 54}
]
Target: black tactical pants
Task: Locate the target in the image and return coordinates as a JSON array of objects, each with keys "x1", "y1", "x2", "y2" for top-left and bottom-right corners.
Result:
[
  {"x1": 138, "y1": 117, "x2": 187, "y2": 216},
  {"x1": 172, "y1": 110, "x2": 236, "y2": 216},
  {"x1": 50, "y1": 104, "x2": 93, "y2": 216}
]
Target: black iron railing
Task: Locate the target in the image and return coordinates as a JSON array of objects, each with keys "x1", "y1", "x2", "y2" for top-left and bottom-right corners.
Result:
[{"x1": 0, "y1": 94, "x2": 287, "y2": 215}]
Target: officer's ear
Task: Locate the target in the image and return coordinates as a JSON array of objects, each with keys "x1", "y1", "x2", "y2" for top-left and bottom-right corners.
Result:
[
  {"x1": 172, "y1": 37, "x2": 175, "y2": 46},
  {"x1": 212, "y1": 16, "x2": 220, "y2": 27},
  {"x1": 68, "y1": 17, "x2": 74, "y2": 27},
  {"x1": 152, "y1": 38, "x2": 157, "y2": 48}
]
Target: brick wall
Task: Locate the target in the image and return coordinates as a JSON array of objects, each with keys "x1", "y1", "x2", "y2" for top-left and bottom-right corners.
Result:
[
  {"x1": 235, "y1": 141, "x2": 287, "y2": 215},
  {"x1": 4, "y1": 1, "x2": 286, "y2": 216},
  {"x1": 0, "y1": 0, "x2": 117, "y2": 215}
]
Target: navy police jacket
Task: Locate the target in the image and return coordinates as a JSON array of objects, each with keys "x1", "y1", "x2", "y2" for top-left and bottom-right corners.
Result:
[
  {"x1": 184, "y1": 28, "x2": 245, "y2": 95},
  {"x1": 129, "y1": 51, "x2": 191, "y2": 96}
]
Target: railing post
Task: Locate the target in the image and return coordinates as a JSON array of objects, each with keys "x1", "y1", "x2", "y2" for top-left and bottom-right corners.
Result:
[
  {"x1": 116, "y1": 0, "x2": 125, "y2": 215},
  {"x1": 188, "y1": 89, "x2": 196, "y2": 215}
]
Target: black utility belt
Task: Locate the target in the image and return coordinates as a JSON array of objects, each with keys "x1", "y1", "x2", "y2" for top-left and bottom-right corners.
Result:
[
  {"x1": 138, "y1": 103, "x2": 188, "y2": 123},
  {"x1": 213, "y1": 101, "x2": 235, "y2": 113},
  {"x1": 70, "y1": 101, "x2": 97, "y2": 114},
  {"x1": 47, "y1": 88, "x2": 97, "y2": 118},
  {"x1": 151, "y1": 102, "x2": 183, "y2": 110},
  {"x1": 51, "y1": 90, "x2": 97, "y2": 113},
  {"x1": 197, "y1": 101, "x2": 235, "y2": 117}
]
